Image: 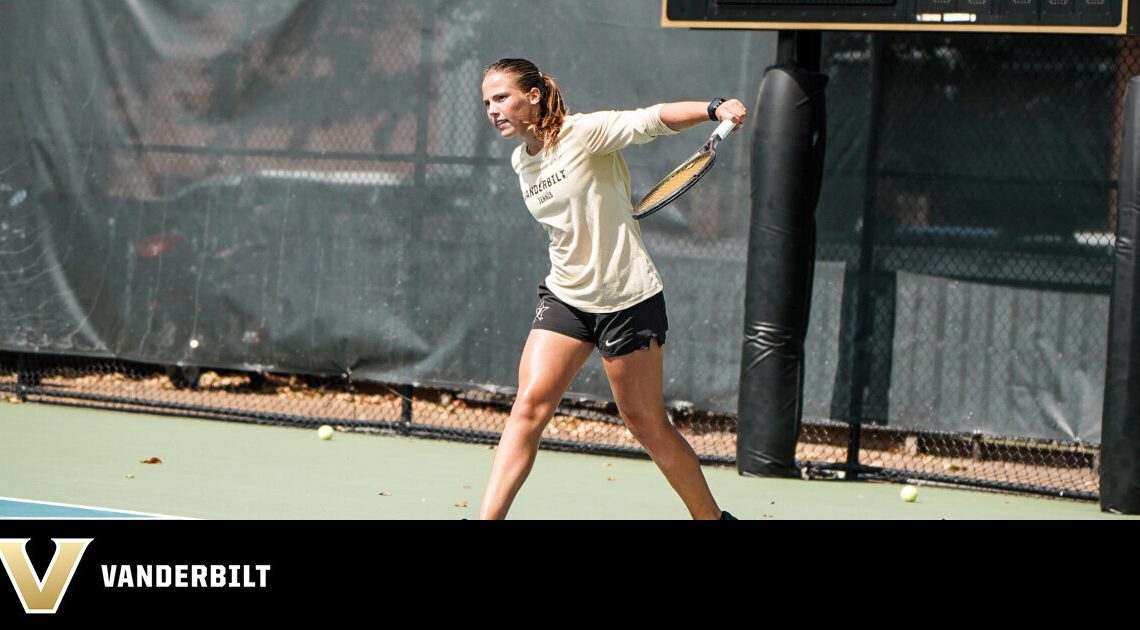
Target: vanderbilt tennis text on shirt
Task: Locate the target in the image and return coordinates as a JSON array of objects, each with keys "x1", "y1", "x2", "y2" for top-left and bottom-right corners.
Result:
[{"x1": 524, "y1": 169, "x2": 567, "y2": 205}]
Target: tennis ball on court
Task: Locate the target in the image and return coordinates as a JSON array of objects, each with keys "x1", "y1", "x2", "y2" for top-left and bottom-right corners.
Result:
[
  {"x1": 900, "y1": 485, "x2": 918, "y2": 502},
  {"x1": 317, "y1": 425, "x2": 334, "y2": 440}
]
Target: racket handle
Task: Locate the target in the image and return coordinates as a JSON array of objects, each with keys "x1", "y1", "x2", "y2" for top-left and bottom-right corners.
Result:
[{"x1": 712, "y1": 119, "x2": 735, "y2": 141}]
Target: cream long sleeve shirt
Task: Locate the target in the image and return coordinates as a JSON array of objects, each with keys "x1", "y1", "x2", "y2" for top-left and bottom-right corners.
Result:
[{"x1": 511, "y1": 104, "x2": 678, "y2": 313}]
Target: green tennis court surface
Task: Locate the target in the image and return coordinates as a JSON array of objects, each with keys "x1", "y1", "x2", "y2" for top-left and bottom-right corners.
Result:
[{"x1": 0, "y1": 401, "x2": 1129, "y2": 520}]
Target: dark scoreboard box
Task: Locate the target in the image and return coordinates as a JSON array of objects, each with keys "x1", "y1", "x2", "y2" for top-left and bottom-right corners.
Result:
[{"x1": 662, "y1": 0, "x2": 1135, "y2": 34}]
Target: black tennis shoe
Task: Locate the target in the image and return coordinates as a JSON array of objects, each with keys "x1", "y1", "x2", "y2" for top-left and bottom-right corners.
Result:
[{"x1": 719, "y1": 510, "x2": 737, "y2": 520}]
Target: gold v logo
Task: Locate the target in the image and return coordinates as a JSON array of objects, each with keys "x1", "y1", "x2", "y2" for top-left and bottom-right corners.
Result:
[{"x1": 0, "y1": 538, "x2": 92, "y2": 614}]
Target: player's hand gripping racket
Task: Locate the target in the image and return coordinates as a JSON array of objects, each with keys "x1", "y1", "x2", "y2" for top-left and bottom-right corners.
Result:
[{"x1": 632, "y1": 119, "x2": 736, "y2": 220}]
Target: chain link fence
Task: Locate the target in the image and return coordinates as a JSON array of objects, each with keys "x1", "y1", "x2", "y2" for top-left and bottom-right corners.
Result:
[
  {"x1": 795, "y1": 32, "x2": 1133, "y2": 500},
  {"x1": 0, "y1": 351, "x2": 749, "y2": 464}
]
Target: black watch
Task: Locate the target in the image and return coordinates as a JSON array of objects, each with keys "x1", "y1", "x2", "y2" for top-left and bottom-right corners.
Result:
[{"x1": 707, "y1": 97, "x2": 726, "y2": 121}]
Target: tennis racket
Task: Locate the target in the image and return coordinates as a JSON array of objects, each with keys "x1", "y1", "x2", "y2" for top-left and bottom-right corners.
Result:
[{"x1": 632, "y1": 119, "x2": 736, "y2": 220}]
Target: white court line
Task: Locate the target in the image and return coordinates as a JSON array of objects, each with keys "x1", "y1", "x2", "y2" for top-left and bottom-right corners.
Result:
[{"x1": 0, "y1": 496, "x2": 197, "y2": 520}]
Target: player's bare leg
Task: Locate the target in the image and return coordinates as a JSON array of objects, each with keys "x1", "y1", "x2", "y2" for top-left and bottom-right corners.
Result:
[
  {"x1": 602, "y1": 338, "x2": 723, "y2": 520},
  {"x1": 479, "y1": 329, "x2": 593, "y2": 519}
]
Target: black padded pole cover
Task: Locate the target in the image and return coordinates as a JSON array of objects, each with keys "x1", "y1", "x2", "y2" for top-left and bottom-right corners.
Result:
[
  {"x1": 1101, "y1": 77, "x2": 1140, "y2": 514},
  {"x1": 737, "y1": 64, "x2": 828, "y2": 478}
]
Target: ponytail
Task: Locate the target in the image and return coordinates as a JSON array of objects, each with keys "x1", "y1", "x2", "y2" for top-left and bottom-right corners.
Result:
[{"x1": 535, "y1": 73, "x2": 567, "y2": 147}]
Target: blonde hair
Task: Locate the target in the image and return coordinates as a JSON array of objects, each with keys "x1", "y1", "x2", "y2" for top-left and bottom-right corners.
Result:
[{"x1": 483, "y1": 58, "x2": 568, "y2": 149}]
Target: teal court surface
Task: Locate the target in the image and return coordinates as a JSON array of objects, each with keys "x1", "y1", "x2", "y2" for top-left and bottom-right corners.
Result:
[{"x1": 0, "y1": 401, "x2": 1130, "y2": 520}]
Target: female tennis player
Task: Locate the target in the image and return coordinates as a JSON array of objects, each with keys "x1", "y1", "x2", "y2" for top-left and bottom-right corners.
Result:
[{"x1": 478, "y1": 58, "x2": 746, "y2": 520}]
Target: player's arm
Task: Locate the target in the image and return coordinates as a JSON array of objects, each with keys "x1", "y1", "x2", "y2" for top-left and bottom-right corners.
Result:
[
  {"x1": 660, "y1": 99, "x2": 748, "y2": 132},
  {"x1": 580, "y1": 100, "x2": 746, "y2": 155}
]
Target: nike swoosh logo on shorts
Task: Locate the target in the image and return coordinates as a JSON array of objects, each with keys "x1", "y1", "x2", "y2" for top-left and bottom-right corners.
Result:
[{"x1": 604, "y1": 338, "x2": 621, "y2": 347}]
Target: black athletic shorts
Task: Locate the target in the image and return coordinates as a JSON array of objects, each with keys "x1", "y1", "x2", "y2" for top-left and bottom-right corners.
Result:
[{"x1": 531, "y1": 283, "x2": 668, "y2": 357}]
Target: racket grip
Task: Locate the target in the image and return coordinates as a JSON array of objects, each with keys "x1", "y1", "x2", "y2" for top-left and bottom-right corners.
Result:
[{"x1": 712, "y1": 119, "x2": 735, "y2": 141}]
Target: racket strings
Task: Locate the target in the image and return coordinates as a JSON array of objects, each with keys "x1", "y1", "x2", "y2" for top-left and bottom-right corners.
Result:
[{"x1": 633, "y1": 152, "x2": 712, "y2": 214}]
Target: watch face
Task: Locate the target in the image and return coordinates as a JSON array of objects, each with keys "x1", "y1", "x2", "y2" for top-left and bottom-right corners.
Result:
[{"x1": 708, "y1": 98, "x2": 725, "y2": 120}]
